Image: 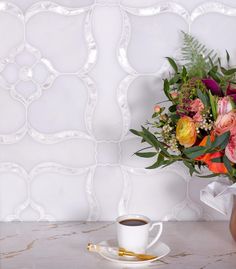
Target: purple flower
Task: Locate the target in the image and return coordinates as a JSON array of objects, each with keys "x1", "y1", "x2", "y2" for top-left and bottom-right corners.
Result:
[{"x1": 202, "y1": 78, "x2": 223, "y2": 96}]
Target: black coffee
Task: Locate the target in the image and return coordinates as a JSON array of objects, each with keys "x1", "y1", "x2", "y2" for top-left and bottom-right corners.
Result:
[{"x1": 119, "y1": 219, "x2": 147, "y2": 226}]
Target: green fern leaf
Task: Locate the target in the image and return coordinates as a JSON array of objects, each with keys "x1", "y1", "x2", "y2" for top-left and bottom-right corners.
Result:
[{"x1": 181, "y1": 31, "x2": 218, "y2": 78}]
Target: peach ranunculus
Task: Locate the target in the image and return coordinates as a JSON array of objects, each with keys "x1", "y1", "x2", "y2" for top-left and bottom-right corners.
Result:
[
  {"x1": 214, "y1": 110, "x2": 236, "y2": 136},
  {"x1": 176, "y1": 116, "x2": 197, "y2": 148},
  {"x1": 217, "y1": 96, "x2": 234, "y2": 115},
  {"x1": 225, "y1": 135, "x2": 236, "y2": 163}
]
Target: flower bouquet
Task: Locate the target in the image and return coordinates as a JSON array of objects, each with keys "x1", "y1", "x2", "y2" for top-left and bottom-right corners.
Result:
[{"x1": 131, "y1": 32, "x2": 236, "y2": 239}]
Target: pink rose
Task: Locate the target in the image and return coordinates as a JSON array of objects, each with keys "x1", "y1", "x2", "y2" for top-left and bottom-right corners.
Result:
[
  {"x1": 225, "y1": 135, "x2": 236, "y2": 163},
  {"x1": 190, "y1": 98, "x2": 204, "y2": 113},
  {"x1": 189, "y1": 98, "x2": 204, "y2": 122},
  {"x1": 214, "y1": 111, "x2": 236, "y2": 136},
  {"x1": 193, "y1": 112, "x2": 203, "y2": 123},
  {"x1": 217, "y1": 96, "x2": 234, "y2": 115}
]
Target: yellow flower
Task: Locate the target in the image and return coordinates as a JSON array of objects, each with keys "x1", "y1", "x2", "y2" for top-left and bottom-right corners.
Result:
[{"x1": 176, "y1": 116, "x2": 197, "y2": 148}]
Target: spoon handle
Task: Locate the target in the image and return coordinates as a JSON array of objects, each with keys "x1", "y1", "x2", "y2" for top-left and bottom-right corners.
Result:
[{"x1": 88, "y1": 243, "x2": 157, "y2": 261}]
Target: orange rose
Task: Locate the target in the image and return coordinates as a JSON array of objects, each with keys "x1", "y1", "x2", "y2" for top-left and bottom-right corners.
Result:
[
  {"x1": 214, "y1": 110, "x2": 236, "y2": 136},
  {"x1": 176, "y1": 116, "x2": 197, "y2": 148}
]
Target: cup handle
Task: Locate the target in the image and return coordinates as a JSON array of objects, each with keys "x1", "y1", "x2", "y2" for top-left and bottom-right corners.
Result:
[{"x1": 147, "y1": 222, "x2": 163, "y2": 249}]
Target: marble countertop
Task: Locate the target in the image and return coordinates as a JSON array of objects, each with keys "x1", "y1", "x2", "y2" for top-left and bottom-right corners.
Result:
[{"x1": 0, "y1": 221, "x2": 236, "y2": 269}]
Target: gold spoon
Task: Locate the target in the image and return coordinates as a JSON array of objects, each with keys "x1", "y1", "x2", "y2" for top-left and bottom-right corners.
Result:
[{"x1": 87, "y1": 243, "x2": 157, "y2": 261}]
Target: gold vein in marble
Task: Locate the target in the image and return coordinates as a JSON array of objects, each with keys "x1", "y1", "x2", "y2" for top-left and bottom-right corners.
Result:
[
  {"x1": 169, "y1": 252, "x2": 192, "y2": 258},
  {"x1": 82, "y1": 222, "x2": 114, "y2": 233},
  {"x1": 0, "y1": 234, "x2": 18, "y2": 241},
  {"x1": 47, "y1": 232, "x2": 77, "y2": 240},
  {"x1": 0, "y1": 239, "x2": 37, "y2": 259}
]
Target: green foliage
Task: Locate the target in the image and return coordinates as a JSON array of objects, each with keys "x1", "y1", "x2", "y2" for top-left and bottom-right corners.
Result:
[
  {"x1": 183, "y1": 161, "x2": 200, "y2": 176},
  {"x1": 130, "y1": 32, "x2": 236, "y2": 183},
  {"x1": 196, "y1": 88, "x2": 209, "y2": 107},
  {"x1": 184, "y1": 132, "x2": 230, "y2": 159},
  {"x1": 166, "y1": 57, "x2": 178, "y2": 73},
  {"x1": 208, "y1": 91, "x2": 218, "y2": 120},
  {"x1": 181, "y1": 31, "x2": 218, "y2": 78},
  {"x1": 135, "y1": 152, "x2": 157, "y2": 158},
  {"x1": 199, "y1": 173, "x2": 221, "y2": 179},
  {"x1": 163, "y1": 79, "x2": 170, "y2": 100},
  {"x1": 131, "y1": 125, "x2": 235, "y2": 181},
  {"x1": 226, "y1": 50, "x2": 230, "y2": 64},
  {"x1": 183, "y1": 146, "x2": 207, "y2": 159},
  {"x1": 223, "y1": 155, "x2": 233, "y2": 177},
  {"x1": 211, "y1": 132, "x2": 230, "y2": 150},
  {"x1": 168, "y1": 105, "x2": 177, "y2": 113}
]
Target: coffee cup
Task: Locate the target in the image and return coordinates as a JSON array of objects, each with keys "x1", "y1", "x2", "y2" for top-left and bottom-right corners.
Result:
[{"x1": 116, "y1": 214, "x2": 163, "y2": 253}]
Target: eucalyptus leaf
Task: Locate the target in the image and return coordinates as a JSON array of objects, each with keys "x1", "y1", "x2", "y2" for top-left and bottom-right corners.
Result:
[
  {"x1": 166, "y1": 57, "x2": 178, "y2": 73},
  {"x1": 208, "y1": 91, "x2": 217, "y2": 120},
  {"x1": 197, "y1": 88, "x2": 209, "y2": 107},
  {"x1": 146, "y1": 159, "x2": 162, "y2": 169},
  {"x1": 161, "y1": 159, "x2": 176, "y2": 168},
  {"x1": 182, "y1": 66, "x2": 187, "y2": 79},
  {"x1": 141, "y1": 126, "x2": 171, "y2": 156},
  {"x1": 226, "y1": 50, "x2": 230, "y2": 64},
  {"x1": 211, "y1": 131, "x2": 230, "y2": 149},
  {"x1": 135, "y1": 152, "x2": 157, "y2": 158},
  {"x1": 184, "y1": 146, "x2": 206, "y2": 159},
  {"x1": 170, "y1": 114, "x2": 180, "y2": 122},
  {"x1": 199, "y1": 173, "x2": 221, "y2": 178},
  {"x1": 223, "y1": 155, "x2": 233, "y2": 174},
  {"x1": 169, "y1": 74, "x2": 180, "y2": 85},
  {"x1": 163, "y1": 79, "x2": 170, "y2": 100},
  {"x1": 183, "y1": 161, "x2": 200, "y2": 175},
  {"x1": 135, "y1": 146, "x2": 153, "y2": 153},
  {"x1": 206, "y1": 135, "x2": 212, "y2": 148},
  {"x1": 130, "y1": 129, "x2": 141, "y2": 137},
  {"x1": 169, "y1": 104, "x2": 177, "y2": 112},
  {"x1": 185, "y1": 150, "x2": 206, "y2": 159},
  {"x1": 157, "y1": 153, "x2": 165, "y2": 165},
  {"x1": 211, "y1": 157, "x2": 223, "y2": 163},
  {"x1": 141, "y1": 126, "x2": 158, "y2": 149},
  {"x1": 152, "y1": 112, "x2": 159, "y2": 118},
  {"x1": 184, "y1": 146, "x2": 205, "y2": 154}
]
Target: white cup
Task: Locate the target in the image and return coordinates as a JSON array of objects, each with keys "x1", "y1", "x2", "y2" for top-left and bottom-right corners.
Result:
[{"x1": 116, "y1": 214, "x2": 163, "y2": 254}]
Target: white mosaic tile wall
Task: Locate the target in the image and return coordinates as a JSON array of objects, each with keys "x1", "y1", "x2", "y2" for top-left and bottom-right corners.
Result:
[{"x1": 0, "y1": 0, "x2": 234, "y2": 221}]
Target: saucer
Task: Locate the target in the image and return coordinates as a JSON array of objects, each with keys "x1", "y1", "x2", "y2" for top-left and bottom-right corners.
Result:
[{"x1": 97, "y1": 239, "x2": 170, "y2": 264}]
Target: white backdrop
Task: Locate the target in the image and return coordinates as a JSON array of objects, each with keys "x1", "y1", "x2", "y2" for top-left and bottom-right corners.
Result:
[{"x1": 0, "y1": 0, "x2": 234, "y2": 221}]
